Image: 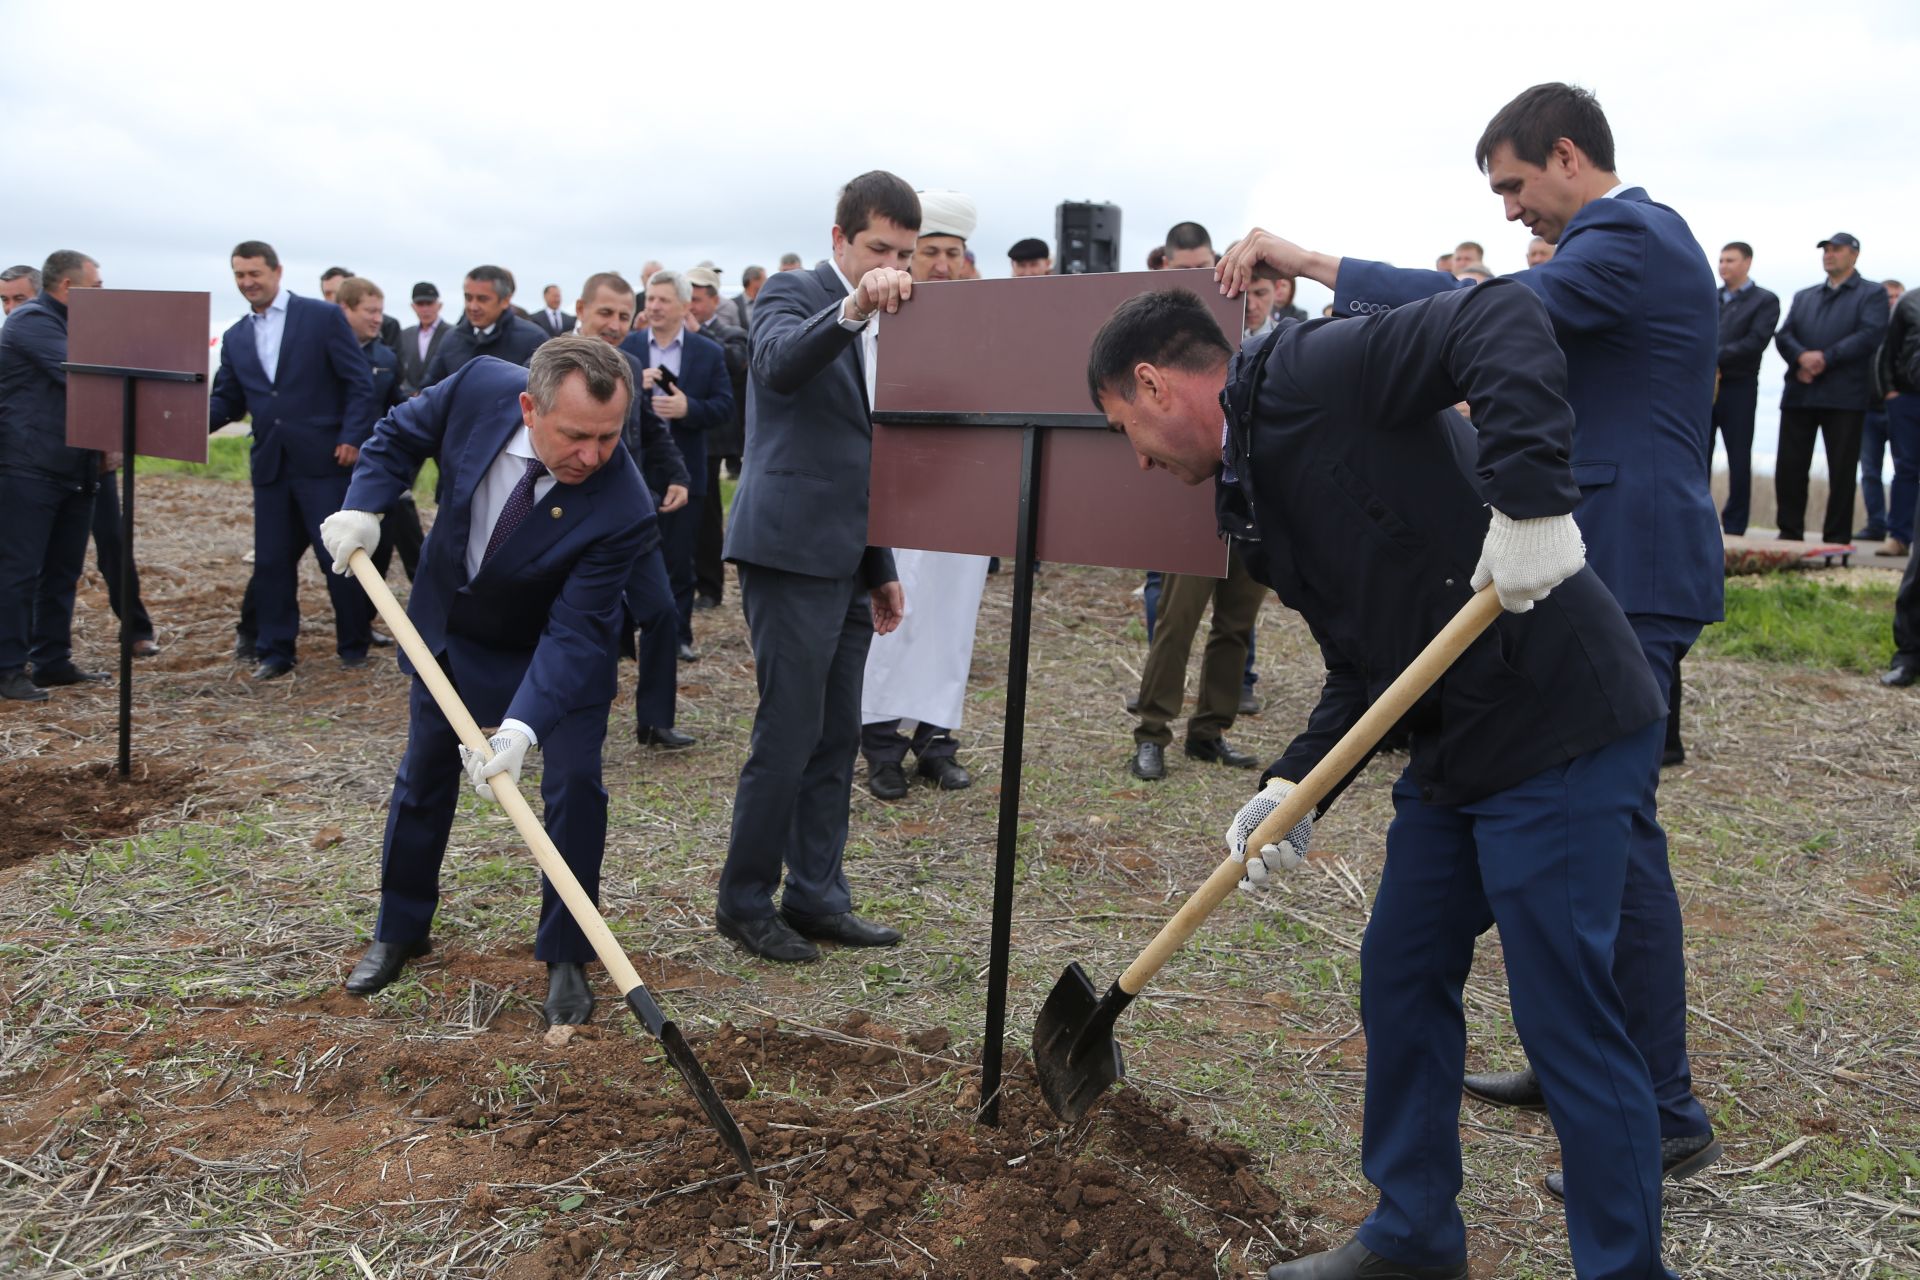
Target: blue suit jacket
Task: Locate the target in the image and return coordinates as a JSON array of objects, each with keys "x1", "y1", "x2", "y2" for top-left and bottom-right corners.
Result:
[
  {"x1": 344, "y1": 357, "x2": 653, "y2": 739},
  {"x1": 209, "y1": 292, "x2": 378, "y2": 487},
  {"x1": 1336, "y1": 189, "x2": 1723, "y2": 624},
  {"x1": 618, "y1": 327, "x2": 732, "y2": 496}
]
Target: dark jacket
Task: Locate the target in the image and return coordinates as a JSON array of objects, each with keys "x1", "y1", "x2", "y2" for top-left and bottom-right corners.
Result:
[
  {"x1": 1336, "y1": 187, "x2": 1723, "y2": 625},
  {"x1": 421, "y1": 312, "x2": 550, "y2": 388},
  {"x1": 531, "y1": 309, "x2": 576, "y2": 338},
  {"x1": 344, "y1": 356, "x2": 652, "y2": 737},
  {"x1": 362, "y1": 338, "x2": 407, "y2": 414},
  {"x1": 1775, "y1": 272, "x2": 1890, "y2": 410},
  {"x1": 617, "y1": 326, "x2": 733, "y2": 497},
  {"x1": 1222, "y1": 280, "x2": 1665, "y2": 810},
  {"x1": 695, "y1": 315, "x2": 750, "y2": 458},
  {"x1": 0, "y1": 295, "x2": 99, "y2": 490},
  {"x1": 397, "y1": 319, "x2": 454, "y2": 396},
  {"x1": 209, "y1": 292, "x2": 378, "y2": 486},
  {"x1": 1716, "y1": 281, "x2": 1780, "y2": 379},
  {"x1": 724, "y1": 261, "x2": 896, "y2": 587},
  {"x1": 1875, "y1": 290, "x2": 1920, "y2": 399},
  {"x1": 379, "y1": 314, "x2": 402, "y2": 352},
  {"x1": 616, "y1": 347, "x2": 691, "y2": 496}
]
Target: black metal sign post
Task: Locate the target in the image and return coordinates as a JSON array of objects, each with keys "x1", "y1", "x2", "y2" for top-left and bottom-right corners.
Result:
[{"x1": 60, "y1": 362, "x2": 206, "y2": 777}]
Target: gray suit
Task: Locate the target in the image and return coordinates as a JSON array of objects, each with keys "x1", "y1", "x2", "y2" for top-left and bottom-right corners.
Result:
[
  {"x1": 396, "y1": 320, "x2": 454, "y2": 397},
  {"x1": 718, "y1": 262, "x2": 897, "y2": 921}
]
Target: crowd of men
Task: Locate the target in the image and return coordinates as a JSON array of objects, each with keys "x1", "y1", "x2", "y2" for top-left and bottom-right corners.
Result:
[{"x1": 2, "y1": 76, "x2": 1918, "y2": 1280}]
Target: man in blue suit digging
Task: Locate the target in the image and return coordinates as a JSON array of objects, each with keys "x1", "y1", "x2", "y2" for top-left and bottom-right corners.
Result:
[
  {"x1": 1216, "y1": 80, "x2": 1724, "y2": 1238},
  {"x1": 318, "y1": 336, "x2": 653, "y2": 1026}
]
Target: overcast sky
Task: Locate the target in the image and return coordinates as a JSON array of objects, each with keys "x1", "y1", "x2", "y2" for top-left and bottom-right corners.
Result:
[{"x1": 10, "y1": 0, "x2": 1919, "y2": 469}]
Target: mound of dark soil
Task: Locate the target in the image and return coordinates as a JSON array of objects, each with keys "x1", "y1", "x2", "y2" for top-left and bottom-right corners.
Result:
[{"x1": 0, "y1": 759, "x2": 199, "y2": 864}]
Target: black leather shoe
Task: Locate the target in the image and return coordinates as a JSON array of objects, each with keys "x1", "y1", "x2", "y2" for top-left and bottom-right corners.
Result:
[
  {"x1": 693, "y1": 594, "x2": 721, "y2": 612},
  {"x1": 715, "y1": 909, "x2": 820, "y2": 963},
  {"x1": 1462, "y1": 1066, "x2": 1546, "y2": 1111},
  {"x1": 30, "y1": 663, "x2": 110, "y2": 688},
  {"x1": 638, "y1": 725, "x2": 697, "y2": 749},
  {"x1": 370, "y1": 630, "x2": 394, "y2": 647},
  {"x1": 1881, "y1": 661, "x2": 1918, "y2": 688},
  {"x1": 344, "y1": 936, "x2": 431, "y2": 995},
  {"x1": 131, "y1": 637, "x2": 161, "y2": 658},
  {"x1": 338, "y1": 653, "x2": 368, "y2": 670},
  {"x1": 252, "y1": 659, "x2": 295, "y2": 681},
  {"x1": 1543, "y1": 1131, "x2": 1723, "y2": 1201},
  {"x1": 917, "y1": 756, "x2": 971, "y2": 790},
  {"x1": 544, "y1": 962, "x2": 595, "y2": 1025},
  {"x1": 677, "y1": 643, "x2": 699, "y2": 663},
  {"x1": 234, "y1": 631, "x2": 256, "y2": 661},
  {"x1": 1268, "y1": 1237, "x2": 1467, "y2": 1279},
  {"x1": 780, "y1": 908, "x2": 902, "y2": 947},
  {"x1": 1661, "y1": 744, "x2": 1686, "y2": 767},
  {"x1": 0, "y1": 670, "x2": 49, "y2": 702},
  {"x1": 1186, "y1": 734, "x2": 1258, "y2": 768},
  {"x1": 1130, "y1": 741, "x2": 1166, "y2": 780},
  {"x1": 1238, "y1": 688, "x2": 1262, "y2": 716},
  {"x1": 868, "y1": 761, "x2": 909, "y2": 800}
]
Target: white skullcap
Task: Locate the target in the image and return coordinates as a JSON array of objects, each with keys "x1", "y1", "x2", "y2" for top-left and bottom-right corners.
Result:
[{"x1": 916, "y1": 189, "x2": 977, "y2": 241}]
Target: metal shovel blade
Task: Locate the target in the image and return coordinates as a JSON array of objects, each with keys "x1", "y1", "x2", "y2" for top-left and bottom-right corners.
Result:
[
  {"x1": 625, "y1": 988, "x2": 760, "y2": 1186},
  {"x1": 1032, "y1": 961, "x2": 1129, "y2": 1123}
]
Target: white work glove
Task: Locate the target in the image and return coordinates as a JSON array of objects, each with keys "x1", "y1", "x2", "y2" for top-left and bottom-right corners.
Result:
[
  {"x1": 458, "y1": 720, "x2": 536, "y2": 801},
  {"x1": 1470, "y1": 509, "x2": 1586, "y2": 613},
  {"x1": 320, "y1": 509, "x2": 383, "y2": 576},
  {"x1": 1225, "y1": 777, "x2": 1314, "y2": 891}
]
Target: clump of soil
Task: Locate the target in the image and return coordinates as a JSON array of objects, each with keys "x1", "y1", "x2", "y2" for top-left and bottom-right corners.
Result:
[
  {"x1": 0, "y1": 759, "x2": 198, "y2": 864},
  {"x1": 9, "y1": 984, "x2": 1298, "y2": 1278}
]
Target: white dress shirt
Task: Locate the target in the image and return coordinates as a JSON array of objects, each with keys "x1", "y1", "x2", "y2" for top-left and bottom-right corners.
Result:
[
  {"x1": 465, "y1": 424, "x2": 558, "y2": 581},
  {"x1": 829, "y1": 259, "x2": 878, "y2": 406},
  {"x1": 252, "y1": 285, "x2": 293, "y2": 382}
]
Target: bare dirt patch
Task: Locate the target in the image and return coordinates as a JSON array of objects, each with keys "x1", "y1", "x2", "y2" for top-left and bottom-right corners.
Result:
[{"x1": 0, "y1": 759, "x2": 201, "y2": 864}]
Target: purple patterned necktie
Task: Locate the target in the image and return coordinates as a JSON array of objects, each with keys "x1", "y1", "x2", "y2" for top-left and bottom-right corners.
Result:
[{"x1": 482, "y1": 456, "x2": 548, "y2": 565}]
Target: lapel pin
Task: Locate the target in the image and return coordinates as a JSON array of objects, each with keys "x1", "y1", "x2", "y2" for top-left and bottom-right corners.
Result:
[{"x1": 550, "y1": 506, "x2": 563, "y2": 519}]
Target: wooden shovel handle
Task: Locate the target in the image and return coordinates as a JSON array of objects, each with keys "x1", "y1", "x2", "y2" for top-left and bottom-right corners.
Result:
[
  {"x1": 1117, "y1": 586, "x2": 1503, "y2": 996},
  {"x1": 346, "y1": 549, "x2": 647, "y2": 999}
]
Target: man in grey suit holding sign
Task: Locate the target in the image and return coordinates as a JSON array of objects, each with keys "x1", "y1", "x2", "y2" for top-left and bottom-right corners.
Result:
[{"x1": 714, "y1": 171, "x2": 918, "y2": 963}]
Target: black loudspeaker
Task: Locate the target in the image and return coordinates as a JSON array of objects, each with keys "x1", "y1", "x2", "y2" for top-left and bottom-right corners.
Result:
[{"x1": 1054, "y1": 201, "x2": 1122, "y2": 275}]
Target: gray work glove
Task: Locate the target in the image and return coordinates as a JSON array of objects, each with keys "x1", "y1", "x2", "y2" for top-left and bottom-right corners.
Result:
[
  {"x1": 1225, "y1": 776, "x2": 1313, "y2": 891},
  {"x1": 458, "y1": 720, "x2": 536, "y2": 801},
  {"x1": 1470, "y1": 509, "x2": 1585, "y2": 613}
]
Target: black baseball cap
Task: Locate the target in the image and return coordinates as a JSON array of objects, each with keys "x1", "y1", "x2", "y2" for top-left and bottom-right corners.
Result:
[
  {"x1": 1816, "y1": 232, "x2": 1861, "y2": 251},
  {"x1": 411, "y1": 281, "x2": 439, "y2": 302},
  {"x1": 1008, "y1": 237, "x2": 1050, "y2": 262}
]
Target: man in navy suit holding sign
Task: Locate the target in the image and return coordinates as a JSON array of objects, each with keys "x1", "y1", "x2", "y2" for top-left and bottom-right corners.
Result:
[
  {"x1": 1217, "y1": 81, "x2": 1724, "y2": 1203},
  {"x1": 320, "y1": 337, "x2": 652, "y2": 1025},
  {"x1": 210, "y1": 240, "x2": 379, "y2": 679}
]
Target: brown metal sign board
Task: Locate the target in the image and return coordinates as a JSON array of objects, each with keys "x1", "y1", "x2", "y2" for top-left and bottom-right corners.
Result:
[{"x1": 66, "y1": 289, "x2": 212, "y2": 463}]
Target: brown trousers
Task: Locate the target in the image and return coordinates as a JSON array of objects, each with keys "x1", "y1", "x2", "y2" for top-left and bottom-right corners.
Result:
[{"x1": 1133, "y1": 547, "x2": 1266, "y2": 746}]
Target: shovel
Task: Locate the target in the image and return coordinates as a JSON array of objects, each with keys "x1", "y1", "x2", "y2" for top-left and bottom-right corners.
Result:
[
  {"x1": 1035, "y1": 586, "x2": 1504, "y2": 1123},
  {"x1": 346, "y1": 549, "x2": 759, "y2": 1186}
]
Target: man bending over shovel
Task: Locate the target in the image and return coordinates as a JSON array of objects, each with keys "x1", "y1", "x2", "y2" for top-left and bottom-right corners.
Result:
[
  {"x1": 319, "y1": 337, "x2": 652, "y2": 1027},
  {"x1": 1087, "y1": 284, "x2": 1676, "y2": 1280}
]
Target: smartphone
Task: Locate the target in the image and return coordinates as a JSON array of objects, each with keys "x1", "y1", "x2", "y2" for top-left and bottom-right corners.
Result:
[{"x1": 654, "y1": 365, "x2": 679, "y2": 394}]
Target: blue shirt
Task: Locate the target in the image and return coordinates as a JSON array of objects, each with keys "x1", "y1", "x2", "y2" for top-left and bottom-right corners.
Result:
[
  {"x1": 251, "y1": 285, "x2": 293, "y2": 382},
  {"x1": 1720, "y1": 279, "x2": 1754, "y2": 306}
]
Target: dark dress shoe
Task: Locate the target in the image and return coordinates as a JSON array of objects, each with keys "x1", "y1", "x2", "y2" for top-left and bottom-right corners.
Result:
[
  {"x1": 1130, "y1": 741, "x2": 1166, "y2": 780},
  {"x1": 1661, "y1": 744, "x2": 1686, "y2": 767},
  {"x1": 369, "y1": 630, "x2": 395, "y2": 647},
  {"x1": 544, "y1": 962, "x2": 596, "y2": 1025},
  {"x1": 1186, "y1": 734, "x2": 1258, "y2": 768},
  {"x1": 344, "y1": 937, "x2": 431, "y2": 995},
  {"x1": 0, "y1": 670, "x2": 50, "y2": 702},
  {"x1": 1462, "y1": 1066, "x2": 1546, "y2": 1110},
  {"x1": 1238, "y1": 688, "x2": 1262, "y2": 716},
  {"x1": 677, "y1": 643, "x2": 699, "y2": 662},
  {"x1": 638, "y1": 725, "x2": 697, "y2": 749},
  {"x1": 31, "y1": 663, "x2": 110, "y2": 687},
  {"x1": 867, "y1": 761, "x2": 909, "y2": 800},
  {"x1": 131, "y1": 637, "x2": 161, "y2": 658},
  {"x1": 715, "y1": 909, "x2": 820, "y2": 963},
  {"x1": 1855, "y1": 525, "x2": 1887, "y2": 541},
  {"x1": 234, "y1": 631, "x2": 257, "y2": 661},
  {"x1": 1268, "y1": 1237, "x2": 1467, "y2": 1279},
  {"x1": 1544, "y1": 1131, "x2": 1722, "y2": 1201},
  {"x1": 1882, "y1": 661, "x2": 1918, "y2": 688},
  {"x1": 693, "y1": 593, "x2": 720, "y2": 612},
  {"x1": 781, "y1": 908, "x2": 902, "y2": 947},
  {"x1": 917, "y1": 755, "x2": 971, "y2": 790},
  {"x1": 252, "y1": 659, "x2": 295, "y2": 681},
  {"x1": 338, "y1": 653, "x2": 368, "y2": 670}
]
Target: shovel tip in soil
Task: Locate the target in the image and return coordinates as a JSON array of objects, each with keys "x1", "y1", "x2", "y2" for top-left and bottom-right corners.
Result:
[{"x1": 1032, "y1": 960, "x2": 1129, "y2": 1124}]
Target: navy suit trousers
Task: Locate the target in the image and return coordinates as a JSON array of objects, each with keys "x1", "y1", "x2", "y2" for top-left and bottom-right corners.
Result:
[
  {"x1": 1356, "y1": 723, "x2": 1674, "y2": 1280},
  {"x1": 626, "y1": 545, "x2": 678, "y2": 729},
  {"x1": 374, "y1": 662, "x2": 610, "y2": 963},
  {"x1": 1712, "y1": 375, "x2": 1758, "y2": 535},
  {"x1": 92, "y1": 479, "x2": 153, "y2": 642},
  {"x1": 251, "y1": 473, "x2": 373, "y2": 664},
  {"x1": 659, "y1": 498, "x2": 702, "y2": 647},
  {"x1": 0, "y1": 473, "x2": 93, "y2": 672},
  {"x1": 717, "y1": 563, "x2": 871, "y2": 920}
]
